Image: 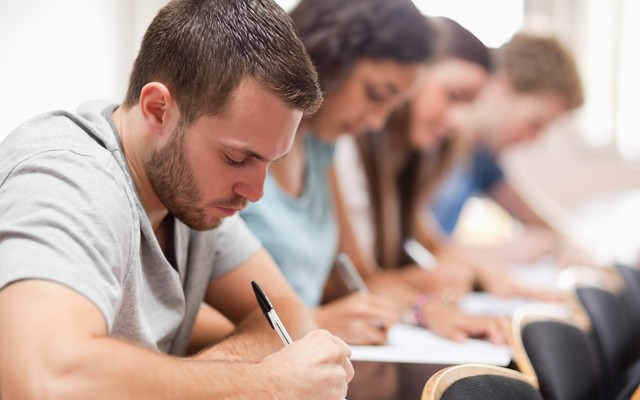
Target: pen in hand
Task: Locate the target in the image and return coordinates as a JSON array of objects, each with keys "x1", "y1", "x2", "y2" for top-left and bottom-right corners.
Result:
[
  {"x1": 403, "y1": 238, "x2": 437, "y2": 270},
  {"x1": 336, "y1": 253, "x2": 387, "y2": 332},
  {"x1": 252, "y1": 280, "x2": 293, "y2": 345},
  {"x1": 336, "y1": 252, "x2": 369, "y2": 294},
  {"x1": 251, "y1": 281, "x2": 349, "y2": 400}
]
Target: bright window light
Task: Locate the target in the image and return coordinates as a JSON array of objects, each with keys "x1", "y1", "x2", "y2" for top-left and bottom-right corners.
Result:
[
  {"x1": 412, "y1": 0, "x2": 525, "y2": 48},
  {"x1": 275, "y1": 0, "x2": 299, "y2": 12},
  {"x1": 616, "y1": 0, "x2": 640, "y2": 160},
  {"x1": 276, "y1": 0, "x2": 524, "y2": 48}
]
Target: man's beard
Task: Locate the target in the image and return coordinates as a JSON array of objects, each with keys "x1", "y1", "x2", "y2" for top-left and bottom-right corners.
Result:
[{"x1": 146, "y1": 125, "x2": 244, "y2": 231}]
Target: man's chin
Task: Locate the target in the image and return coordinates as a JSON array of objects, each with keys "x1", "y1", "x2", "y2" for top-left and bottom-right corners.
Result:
[{"x1": 179, "y1": 215, "x2": 224, "y2": 231}]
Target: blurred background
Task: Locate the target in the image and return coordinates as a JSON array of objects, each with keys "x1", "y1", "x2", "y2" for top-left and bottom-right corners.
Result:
[{"x1": 1, "y1": 0, "x2": 638, "y2": 263}]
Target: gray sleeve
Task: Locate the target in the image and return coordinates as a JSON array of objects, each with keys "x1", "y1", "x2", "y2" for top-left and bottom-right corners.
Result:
[{"x1": 0, "y1": 150, "x2": 136, "y2": 327}]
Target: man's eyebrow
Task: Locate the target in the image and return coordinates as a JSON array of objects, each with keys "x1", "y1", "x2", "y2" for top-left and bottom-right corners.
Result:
[{"x1": 227, "y1": 145, "x2": 288, "y2": 163}]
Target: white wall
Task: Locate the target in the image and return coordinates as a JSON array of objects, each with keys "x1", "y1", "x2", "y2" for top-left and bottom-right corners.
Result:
[
  {"x1": 0, "y1": 0, "x2": 300, "y2": 142},
  {"x1": 0, "y1": 0, "x2": 168, "y2": 141}
]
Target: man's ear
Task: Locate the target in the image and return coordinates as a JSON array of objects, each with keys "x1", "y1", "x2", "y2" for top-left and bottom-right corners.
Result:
[{"x1": 138, "y1": 82, "x2": 175, "y2": 137}]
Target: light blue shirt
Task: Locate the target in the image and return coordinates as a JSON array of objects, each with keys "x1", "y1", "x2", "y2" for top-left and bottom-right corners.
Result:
[
  {"x1": 431, "y1": 146, "x2": 505, "y2": 234},
  {"x1": 240, "y1": 133, "x2": 338, "y2": 307}
]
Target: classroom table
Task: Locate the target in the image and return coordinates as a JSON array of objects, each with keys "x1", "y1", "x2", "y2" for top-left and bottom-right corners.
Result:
[
  {"x1": 345, "y1": 189, "x2": 640, "y2": 399},
  {"x1": 346, "y1": 261, "x2": 563, "y2": 400}
]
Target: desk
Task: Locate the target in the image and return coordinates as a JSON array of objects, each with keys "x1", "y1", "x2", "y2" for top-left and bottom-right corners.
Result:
[
  {"x1": 347, "y1": 191, "x2": 640, "y2": 398},
  {"x1": 351, "y1": 323, "x2": 511, "y2": 365},
  {"x1": 347, "y1": 262, "x2": 563, "y2": 399},
  {"x1": 347, "y1": 361, "x2": 447, "y2": 400}
]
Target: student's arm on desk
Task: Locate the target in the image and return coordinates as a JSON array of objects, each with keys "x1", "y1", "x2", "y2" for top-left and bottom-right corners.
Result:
[
  {"x1": 488, "y1": 180, "x2": 552, "y2": 228},
  {"x1": 0, "y1": 280, "x2": 352, "y2": 400},
  {"x1": 364, "y1": 272, "x2": 508, "y2": 345},
  {"x1": 487, "y1": 180, "x2": 593, "y2": 266},
  {"x1": 312, "y1": 293, "x2": 401, "y2": 345},
  {"x1": 329, "y1": 165, "x2": 470, "y2": 297},
  {"x1": 415, "y1": 210, "x2": 561, "y2": 301},
  {"x1": 198, "y1": 247, "x2": 316, "y2": 361},
  {"x1": 329, "y1": 168, "x2": 506, "y2": 344}
]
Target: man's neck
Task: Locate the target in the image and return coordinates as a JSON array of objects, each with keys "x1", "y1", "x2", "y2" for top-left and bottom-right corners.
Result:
[{"x1": 112, "y1": 107, "x2": 169, "y2": 231}]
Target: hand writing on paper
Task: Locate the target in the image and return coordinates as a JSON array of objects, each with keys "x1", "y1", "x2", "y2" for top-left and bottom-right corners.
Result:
[
  {"x1": 475, "y1": 265, "x2": 563, "y2": 302},
  {"x1": 419, "y1": 300, "x2": 509, "y2": 344},
  {"x1": 260, "y1": 330, "x2": 354, "y2": 400},
  {"x1": 314, "y1": 293, "x2": 401, "y2": 345}
]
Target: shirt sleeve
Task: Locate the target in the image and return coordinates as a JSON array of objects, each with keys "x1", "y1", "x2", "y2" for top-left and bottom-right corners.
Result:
[
  {"x1": 0, "y1": 150, "x2": 136, "y2": 327},
  {"x1": 204, "y1": 214, "x2": 262, "y2": 280},
  {"x1": 473, "y1": 146, "x2": 506, "y2": 191}
]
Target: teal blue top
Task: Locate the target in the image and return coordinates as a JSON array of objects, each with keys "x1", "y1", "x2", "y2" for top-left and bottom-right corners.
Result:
[{"x1": 240, "y1": 133, "x2": 338, "y2": 307}]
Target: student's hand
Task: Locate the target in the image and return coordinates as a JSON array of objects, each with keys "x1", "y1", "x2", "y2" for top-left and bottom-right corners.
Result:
[
  {"x1": 554, "y1": 240, "x2": 597, "y2": 268},
  {"x1": 396, "y1": 261, "x2": 475, "y2": 300},
  {"x1": 427, "y1": 260, "x2": 476, "y2": 299},
  {"x1": 491, "y1": 226, "x2": 557, "y2": 264},
  {"x1": 420, "y1": 301, "x2": 509, "y2": 345},
  {"x1": 475, "y1": 265, "x2": 562, "y2": 302},
  {"x1": 260, "y1": 329, "x2": 353, "y2": 400},
  {"x1": 313, "y1": 293, "x2": 402, "y2": 345}
]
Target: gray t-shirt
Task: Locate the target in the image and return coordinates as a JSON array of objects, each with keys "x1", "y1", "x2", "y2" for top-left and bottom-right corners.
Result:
[{"x1": 0, "y1": 100, "x2": 261, "y2": 356}]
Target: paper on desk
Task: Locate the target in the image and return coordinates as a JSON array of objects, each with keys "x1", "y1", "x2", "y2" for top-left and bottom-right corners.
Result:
[
  {"x1": 508, "y1": 260, "x2": 561, "y2": 290},
  {"x1": 349, "y1": 323, "x2": 511, "y2": 365},
  {"x1": 460, "y1": 261, "x2": 565, "y2": 316},
  {"x1": 459, "y1": 292, "x2": 535, "y2": 316}
]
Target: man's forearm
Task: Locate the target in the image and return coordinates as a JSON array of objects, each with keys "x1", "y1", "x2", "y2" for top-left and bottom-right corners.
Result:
[
  {"x1": 197, "y1": 298, "x2": 315, "y2": 362},
  {"x1": 4, "y1": 335, "x2": 275, "y2": 400}
]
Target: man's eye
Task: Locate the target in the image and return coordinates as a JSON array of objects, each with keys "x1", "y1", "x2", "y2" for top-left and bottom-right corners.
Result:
[{"x1": 223, "y1": 154, "x2": 246, "y2": 168}]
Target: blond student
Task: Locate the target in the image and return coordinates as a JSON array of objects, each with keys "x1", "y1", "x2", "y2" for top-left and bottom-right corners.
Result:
[{"x1": 431, "y1": 32, "x2": 585, "y2": 264}]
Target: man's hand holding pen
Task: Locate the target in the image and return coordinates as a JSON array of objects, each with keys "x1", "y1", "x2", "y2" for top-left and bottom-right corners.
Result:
[
  {"x1": 260, "y1": 330, "x2": 354, "y2": 400},
  {"x1": 252, "y1": 281, "x2": 353, "y2": 399}
]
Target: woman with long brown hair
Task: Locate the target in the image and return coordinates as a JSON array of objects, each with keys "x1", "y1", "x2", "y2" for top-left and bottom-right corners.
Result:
[{"x1": 332, "y1": 17, "x2": 517, "y2": 341}]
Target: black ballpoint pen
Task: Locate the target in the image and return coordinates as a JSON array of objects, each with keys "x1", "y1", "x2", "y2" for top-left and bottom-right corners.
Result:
[
  {"x1": 251, "y1": 280, "x2": 349, "y2": 400},
  {"x1": 251, "y1": 280, "x2": 293, "y2": 345}
]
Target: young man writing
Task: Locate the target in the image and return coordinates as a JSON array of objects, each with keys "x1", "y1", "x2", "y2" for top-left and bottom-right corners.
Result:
[{"x1": 0, "y1": 0, "x2": 353, "y2": 398}]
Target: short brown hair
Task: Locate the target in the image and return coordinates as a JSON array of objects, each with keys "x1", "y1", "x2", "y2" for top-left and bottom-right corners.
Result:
[
  {"x1": 497, "y1": 33, "x2": 584, "y2": 109},
  {"x1": 123, "y1": 0, "x2": 322, "y2": 124}
]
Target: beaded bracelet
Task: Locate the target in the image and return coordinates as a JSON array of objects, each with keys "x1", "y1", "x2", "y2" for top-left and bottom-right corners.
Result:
[{"x1": 402, "y1": 293, "x2": 438, "y2": 328}]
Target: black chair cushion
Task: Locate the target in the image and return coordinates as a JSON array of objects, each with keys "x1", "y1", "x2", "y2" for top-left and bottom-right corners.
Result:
[
  {"x1": 578, "y1": 286, "x2": 632, "y2": 383},
  {"x1": 615, "y1": 358, "x2": 640, "y2": 400},
  {"x1": 441, "y1": 375, "x2": 543, "y2": 400},
  {"x1": 617, "y1": 264, "x2": 640, "y2": 361},
  {"x1": 522, "y1": 321, "x2": 605, "y2": 400}
]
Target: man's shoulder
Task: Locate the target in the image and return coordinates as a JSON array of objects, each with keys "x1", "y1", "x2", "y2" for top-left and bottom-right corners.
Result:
[
  {"x1": 0, "y1": 101, "x2": 126, "y2": 182},
  {"x1": 3, "y1": 104, "x2": 113, "y2": 159}
]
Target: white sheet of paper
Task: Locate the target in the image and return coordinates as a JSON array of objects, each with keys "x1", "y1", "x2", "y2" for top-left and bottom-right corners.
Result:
[
  {"x1": 350, "y1": 261, "x2": 562, "y2": 365},
  {"x1": 458, "y1": 292, "x2": 536, "y2": 316},
  {"x1": 349, "y1": 323, "x2": 511, "y2": 365}
]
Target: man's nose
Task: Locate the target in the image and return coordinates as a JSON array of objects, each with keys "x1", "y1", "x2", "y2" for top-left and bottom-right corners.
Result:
[{"x1": 233, "y1": 165, "x2": 267, "y2": 203}]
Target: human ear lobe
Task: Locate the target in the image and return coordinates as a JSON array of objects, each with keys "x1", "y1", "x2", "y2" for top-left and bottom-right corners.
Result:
[{"x1": 139, "y1": 82, "x2": 175, "y2": 136}]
